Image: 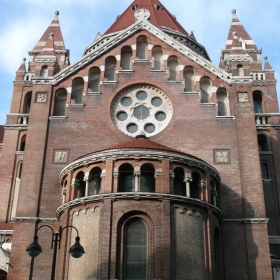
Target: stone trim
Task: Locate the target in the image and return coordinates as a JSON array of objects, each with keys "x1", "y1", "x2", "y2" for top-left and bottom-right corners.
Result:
[
  {"x1": 223, "y1": 218, "x2": 269, "y2": 224},
  {"x1": 0, "y1": 230, "x2": 13, "y2": 235},
  {"x1": 59, "y1": 149, "x2": 220, "y2": 183},
  {"x1": 49, "y1": 116, "x2": 68, "y2": 120},
  {"x1": 83, "y1": 92, "x2": 102, "y2": 96},
  {"x1": 66, "y1": 103, "x2": 85, "y2": 107},
  {"x1": 256, "y1": 125, "x2": 280, "y2": 130},
  {"x1": 200, "y1": 103, "x2": 216, "y2": 107},
  {"x1": 3, "y1": 125, "x2": 28, "y2": 130},
  {"x1": 182, "y1": 91, "x2": 200, "y2": 95},
  {"x1": 56, "y1": 192, "x2": 222, "y2": 218},
  {"x1": 117, "y1": 70, "x2": 135, "y2": 73},
  {"x1": 269, "y1": 236, "x2": 280, "y2": 244},
  {"x1": 216, "y1": 116, "x2": 235, "y2": 119},
  {"x1": 12, "y1": 217, "x2": 58, "y2": 222},
  {"x1": 259, "y1": 151, "x2": 273, "y2": 155},
  {"x1": 15, "y1": 151, "x2": 24, "y2": 155}
]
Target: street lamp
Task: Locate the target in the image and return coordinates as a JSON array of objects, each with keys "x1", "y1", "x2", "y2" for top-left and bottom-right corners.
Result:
[{"x1": 26, "y1": 225, "x2": 85, "y2": 280}]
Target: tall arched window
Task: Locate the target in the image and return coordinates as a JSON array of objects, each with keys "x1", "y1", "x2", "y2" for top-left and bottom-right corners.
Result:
[
  {"x1": 124, "y1": 220, "x2": 147, "y2": 279},
  {"x1": 217, "y1": 88, "x2": 230, "y2": 116},
  {"x1": 190, "y1": 172, "x2": 200, "y2": 199},
  {"x1": 23, "y1": 91, "x2": 32, "y2": 114},
  {"x1": 19, "y1": 135, "x2": 26, "y2": 151},
  {"x1": 41, "y1": 65, "x2": 48, "y2": 77},
  {"x1": 183, "y1": 66, "x2": 195, "y2": 92},
  {"x1": 262, "y1": 162, "x2": 270, "y2": 180},
  {"x1": 152, "y1": 46, "x2": 163, "y2": 70},
  {"x1": 121, "y1": 46, "x2": 132, "y2": 70},
  {"x1": 258, "y1": 134, "x2": 268, "y2": 151},
  {"x1": 140, "y1": 164, "x2": 155, "y2": 192},
  {"x1": 200, "y1": 77, "x2": 212, "y2": 103},
  {"x1": 136, "y1": 36, "x2": 148, "y2": 59},
  {"x1": 237, "y1": 64, "x2": 244, "y2": 76},
  {"x1": 76, "y1": 172, "x2": 86, "y2": 198},
  {"x1": 88, "y1": 67, "x2": 101, "y2": 92},
  {"x1": 167, "y1": 56, "x2": 179, "y2": 81},
  {"x1": 173, "y1": 167, "x2": 186, "y2": 196},
  {"x1": 119, "y1": 164, "x2": 134, "y2": 192},
  {"x1": 53, "y1": 89, "x2": 67, "y2": 116},
  {"x1": 71, "y1": 78, "x2": 84, "y2": 104},
  {"x1": 104, "y1": 56, "x2": 117, "y2": 81},
  {"x1": 253, "y1": 90, "x2": 263, "y2": 113},
  {"x1": 89, "y1": 167, "x2": 102, "y2": 195}
]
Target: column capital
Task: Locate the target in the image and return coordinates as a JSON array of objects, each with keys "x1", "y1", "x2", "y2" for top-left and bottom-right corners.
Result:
[
  {"x1": 170, "y1": 170, "x2": 175, "y2": 180},
  {"x1": 184, "y1": 172, "x2": 192, "y2": 183}
]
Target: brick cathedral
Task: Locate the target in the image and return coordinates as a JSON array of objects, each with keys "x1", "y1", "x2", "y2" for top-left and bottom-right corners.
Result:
[{"x1": 0, "y1": 0, "x2": 279, "y2": 279}]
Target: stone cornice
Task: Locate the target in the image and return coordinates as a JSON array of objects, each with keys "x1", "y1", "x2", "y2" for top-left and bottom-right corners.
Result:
[
  {"x1": 59, "y1": 149, "x2": 220, "y2": 182},
  {"x1": 3, "y1": 124, "x2": 28, "y2": 130},
  {"x1": 50, "y1": 19, "x2": 230, "y2": 85},
  {"x1": 223, "y1": 218, "x2": 269, "y2": 224},
  {"x1": 56, "y1": 193, "x2": 222, "y2": 218}
]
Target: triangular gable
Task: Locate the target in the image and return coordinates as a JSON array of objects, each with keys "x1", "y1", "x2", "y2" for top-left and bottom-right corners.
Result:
[{"x1": 50, "y1": 18, "x2": 230, "y2": 84}]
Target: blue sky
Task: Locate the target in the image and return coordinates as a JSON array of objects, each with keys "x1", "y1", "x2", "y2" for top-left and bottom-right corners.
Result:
[{"x1": 0, "y1": 0, "x2": 280, "y2": 125}]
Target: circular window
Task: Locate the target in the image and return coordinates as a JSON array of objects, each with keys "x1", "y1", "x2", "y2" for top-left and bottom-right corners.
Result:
[
  {"x1": 117, "y1": 111, "x2": 128, "y2": 121},
  {"x1": 127, "y1": 123, "x2": 138, "y2": 133},
  {"x1": 151, "y1": 97, "x2": 162, "y2": 107},
  {"x1": 121, "y1": 97, "x2": 132, "y2": 107},
  {"x1": 136, "y1": 91, "x2": 147, "y2": 100},
  {"x1": 144, "y1": 123, "x2": 155, "y2": 133},
  {"x1": 155, "y1": 111, "x2": 166, "y2": 121},
  {"x1": 133, "y1": 105, "x2": 150, "y2": 120},
  {"x1": 111, "y1": 85, "x2": 173, "y2": 137}
]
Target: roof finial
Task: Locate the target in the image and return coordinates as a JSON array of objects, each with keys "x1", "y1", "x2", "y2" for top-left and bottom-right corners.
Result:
[
  {"x1": 232, "y1": 9, "x2": 237, "y2": 19},
  {"x1": 264, "y1": 56, "x2": 268, "y2": 61},
  {"x1": 23, "y1": 57, "x2": 26, "y2": 62},
  {"x1": 55, "y1": 10, "x2": 59, "y2": 16}
]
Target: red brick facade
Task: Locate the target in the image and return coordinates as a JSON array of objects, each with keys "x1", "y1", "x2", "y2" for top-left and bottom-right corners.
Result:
[{"x1": 0, "y1": 2, "x2": 279, "y2": 279}]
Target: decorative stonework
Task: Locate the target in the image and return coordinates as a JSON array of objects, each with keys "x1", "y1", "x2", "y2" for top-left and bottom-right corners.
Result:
[
  {"x1": 110, "y1": 85, "x2": 173, "y2": 137},
  {"x1": 214, "y1": 149, "x2": 230, "y2": 164},
  {"x1": 134, "y1": 9, "x2": 151, "y2": 22},
  {"x1": 53, "y1": 150, "x2": 69, "y2": 164},
  {"x1": 36, "y1": 92, "x2": 48, "y2": 103},
  {"x1": 238, "y1": 92, "x2": 249, "y2": 103}
]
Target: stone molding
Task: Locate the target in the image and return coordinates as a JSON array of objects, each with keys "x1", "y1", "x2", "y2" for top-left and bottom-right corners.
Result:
[
  {"x1": 3, "y1": 124, "x2": 28, "y2": 130},
  {"x1": 56, "y1": 192, "x2": 222, "y2": 218},
  {"x1": 223, "y1": 218, "x2": 269, "y2": 224},
  {"x1": 59, "y1": 149, "x2": 220, "y2": 183},
  {"x1": 0, "y1": 230, "x2": 13, "y2": 235},
  {"x1": 12, "y1": 217, "x2": 58, "y2": 222}
]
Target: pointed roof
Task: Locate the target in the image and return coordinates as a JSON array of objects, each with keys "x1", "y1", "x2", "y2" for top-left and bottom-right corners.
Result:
[
  {"x1": 17, "y1": 58, "x2": 26, "y2": 72},
  {"x1": 105, "y1": 0, "x2": 188, "y2": 35},
  {"x1": 264, "y1": 56, "x2": 273, "y2": 70},
  {"x1": 225, "y1": 9, "x2": 257, "y2": 50},
  {"x1": 32, "y1": 11, "x2": 66, "y2": 52}
]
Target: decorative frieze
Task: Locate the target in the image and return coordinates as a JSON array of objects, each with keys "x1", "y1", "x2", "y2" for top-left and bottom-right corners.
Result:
[
  {"x1": 36, "y1": 92, "x2": 48, "y2": 103},
  {"x1": 214, "y1": 149, "x2": 231, "y2": 165}
]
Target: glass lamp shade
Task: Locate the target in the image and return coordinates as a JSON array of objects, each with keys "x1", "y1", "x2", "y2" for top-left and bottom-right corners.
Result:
[
  {"x1": 26, "y1": 236, "x2": 42, "y2": 257},
  {"x1": 69, "y1": 236, "x2": 85, "y2": 258}
]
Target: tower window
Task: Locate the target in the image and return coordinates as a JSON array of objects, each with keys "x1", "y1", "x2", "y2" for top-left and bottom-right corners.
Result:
[
  {"x1": 155, "y1": 4, "x2": 162, "y2": 10},
  {"x1": 131, "y1": 5, "x2": 138, "y2": 10}
]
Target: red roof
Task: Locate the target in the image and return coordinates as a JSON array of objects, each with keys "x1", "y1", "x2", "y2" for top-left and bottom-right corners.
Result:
[
  {"x1": 0, "y1": 126, "x2": 4, "y2": 143},
  {"x1": 105, "y1": 0, "x2": 188, "y2": 35}
]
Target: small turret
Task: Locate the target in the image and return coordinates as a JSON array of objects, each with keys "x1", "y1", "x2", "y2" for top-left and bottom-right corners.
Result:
[{"x1": 15, "y1": 58, "x2": 26, "y2": 81}]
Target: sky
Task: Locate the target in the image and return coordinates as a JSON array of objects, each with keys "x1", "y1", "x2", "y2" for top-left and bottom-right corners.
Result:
[{"x1": 0, "y1": 0, "x2": 280, "y2": 125}]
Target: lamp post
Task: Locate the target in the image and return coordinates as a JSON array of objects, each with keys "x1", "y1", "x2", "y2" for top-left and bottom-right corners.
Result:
[{"x1": 26, "y1": 225, "x2": 85, "y2": 280}]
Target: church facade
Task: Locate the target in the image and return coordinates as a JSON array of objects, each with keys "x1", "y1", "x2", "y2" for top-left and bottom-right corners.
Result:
[{"x1": 0, "y1": 0, "x2": 280, "y2": 279}]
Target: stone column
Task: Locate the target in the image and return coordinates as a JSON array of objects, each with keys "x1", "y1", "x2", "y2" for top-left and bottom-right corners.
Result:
[
  {"x1": 100, "y1": 170, "x2": 106, "y2": 194},
  {"x1": 170, "y1": 170, "x2": 175, "y2": 194},
  {"x1": 83, "y1": 172, "x2": 90, "y2": 197},
  {"x1": 113, "y1": 168, "x2": 119, "y2": 193},
  {"x1": 184, "y1": 173, "x2": 192, "y2": 197},
  {"x1": 71, "y1": 178, "x2": 80, "y2": 200},
  {"x1": 211, "y1": 186, "x2": 217, "y2": 206},
  {"x1": 134, "y1": 167, "x2": 141, "y2": 192},
  {"x1": 154, "y1": 168, "x2": 162, "y2": 192},
  {"x1": 199, "y1": 179, "x2": 206, "y2": 201}
]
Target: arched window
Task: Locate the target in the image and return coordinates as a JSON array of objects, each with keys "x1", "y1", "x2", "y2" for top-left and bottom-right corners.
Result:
[
  {"x1": 89, "y1": 167, "x2": 102, "y2": 195},
  {"x1": 88, "y1": 67, "x2": 101, "y2": 92},
  {"x1": 200, "y1": 77, "x2": 212, "y2": 103},
  {"x1": 121, "y1": 46, "x2": 132, "y2": 70},
  {"x1": 253, "y1": 90, "x2": 263, "y2": 113},
  {"x1": 23, "y1": 91, "x2": 32, "y2": 114},
  {"x1": 258, "y1": 134, "x2": 268, "y2": 151},
  {"x1": 262, "y1": 162, "x2": 270, "y2": 180},
  {"x1": 53, "y1": 89, "x2": 67, "y2": 116},
  {"x1": 190, "y1": 172, "x2": 200, "y2": 199},
  {"x1": 174, "y1": 167, "x2": 186, "y2": 196},
  {"x1": 167, "y1": 56, "x2": 179, "y2": 81},
  {"x1": 237, "y1": 64, "x2": 244, "y2": 76},
  {"x1": 217, "y1": 88, "x2": 230, "y2": 116},
  {"x1": 76, "y1": 172, "x2": 86, "y2": 198},
  {"x1": 19, "y1": 135, "x2": 26, "y2": 151},
  {"x1": 119, "y1": 164, "x2": 134, "y2": 192},
  {"x1": 41, "y1": 66, "x2": 48, "y2": 77},
  {"x1": 183, "y1": 66, "x2": 195, "y2": 92},
  {"x1": 152, "y1": 46, "x2": 163, "y2": 70},
  {"x1": 124, "y1": 220, "x2": 147, "y2": 279},
  {"x1": 104, "y1": 56, "x2": 117, "y2": 81},
  {"x1": 136, "y1": 36, "x2": 148, "y2": 59},
  {"x1": 140, "y1": 164, "x2": 155, "y2": 192},
  {"x1": 71, "y1": 78, "x2": 84, "y2": 104}
]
